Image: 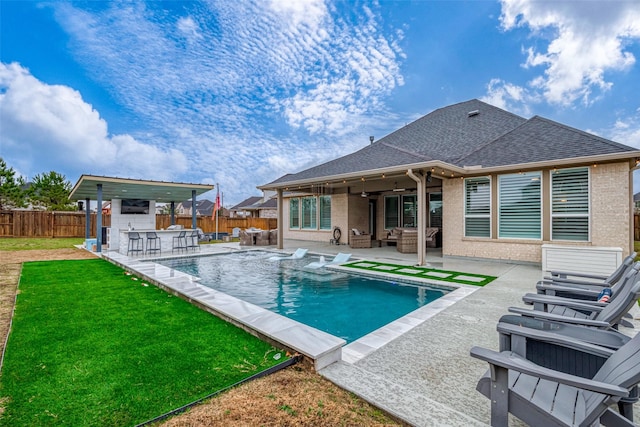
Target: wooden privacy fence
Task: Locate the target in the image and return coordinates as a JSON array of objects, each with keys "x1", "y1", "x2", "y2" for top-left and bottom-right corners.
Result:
[
  {"x1": 156, "y1": 216, "x2": 277, "y2": 235},
  {"x1": 0, "y1": 210, "x2": 276, "y2": 238}
]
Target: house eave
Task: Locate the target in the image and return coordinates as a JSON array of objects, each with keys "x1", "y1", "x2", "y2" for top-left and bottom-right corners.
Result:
[
  {"x1": 461, "y1": 151, "x2": 640, "y2": 176},
  {"x1": 260, "y1": 151, "x2": 640, "y2": 190}
]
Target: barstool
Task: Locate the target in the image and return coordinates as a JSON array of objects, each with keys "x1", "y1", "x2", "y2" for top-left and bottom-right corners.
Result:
[
  {"x1": 186, "y1": 230, "x2": 200, "y2": 251},
  {"x1": 172, "y1": 230, "x2": 187, "y2": 252},
  {"x1": 146, "y1": 231, "x2": 161, "y2": 255},
  {"x1": 127, "y1": 232, "x2": 144, "y2": 255}
]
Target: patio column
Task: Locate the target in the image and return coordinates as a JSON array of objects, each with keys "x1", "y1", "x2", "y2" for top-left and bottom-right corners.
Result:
[
  {"x1": 407, "y1": 169, "x2": 426, "y2": 266},
  {"x1": 277, "y1": 188, "x2": 283, "y2": 249},
  {"x1": 96, "y1": 184, "x2": 103, "y2": 253},
  {"x1": 170, "y1": 201, "x2": 175, "y2": 225},
  {"x1": 191, "y1": 190, "x2": 197, "y2": 230},
  {"x1": 84, "y1": 197, "x2": 90, "y2": 240}
]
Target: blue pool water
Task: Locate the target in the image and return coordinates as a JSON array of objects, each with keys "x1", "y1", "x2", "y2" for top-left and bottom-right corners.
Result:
[{"x1": 157, "y1": 251, "x2": 451, "y2": 343}]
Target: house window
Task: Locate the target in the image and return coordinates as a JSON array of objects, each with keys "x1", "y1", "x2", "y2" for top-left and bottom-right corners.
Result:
[
  {"x1": 498, "y1": 172, "x2": 541, "y2": 239},
  {"x1": 551, "y1": 167, "x2": 589, "y2": 241},
  {"x1": 319, "y1": 195, "x2": 331, "y2": 230},
  {"x1": 289, "y1": 198, "x2": 300, "y2": 228},
  {"x1": 402, "y1": 195, "x2": 417, "y2": 227},
  {"x1": 301, "y1": 196, "x2": 317, "y2": 229},
  {"x1": 384, "y1": 195, "x2": 399, "y2": 229},
  {"x1": 464, "y1": 177, "x2": 491, "y2": 237}
]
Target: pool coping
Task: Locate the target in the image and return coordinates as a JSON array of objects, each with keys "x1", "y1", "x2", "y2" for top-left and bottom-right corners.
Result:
[{"x1": 102, "y1": 247, "x2": 480, "y2": 368}]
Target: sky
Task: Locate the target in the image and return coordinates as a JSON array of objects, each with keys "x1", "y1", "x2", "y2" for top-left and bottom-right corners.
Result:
[{"x1": 1, "y1": 0, "x2": 640, "y2": 206}]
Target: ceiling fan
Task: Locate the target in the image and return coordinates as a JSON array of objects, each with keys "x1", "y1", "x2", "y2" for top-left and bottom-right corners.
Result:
[{"x1": 392, "y1": 181, "x2": 406, "y2": 192}]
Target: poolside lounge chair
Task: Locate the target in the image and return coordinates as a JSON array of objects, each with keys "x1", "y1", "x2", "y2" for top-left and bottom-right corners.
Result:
[
  {"x1": 521, "y1": 263, "x2": 640, "y2": 319},
  {"x1": 507, "y1": 269, "x2": 640, "y2": 330},
  {"x1": 267, "y1": 248, "x2": 308, "y2": 261},
  {"x1": 470, "y1": 329, "x2": 640, "y2": 427},
  {"x1": 304, "y1": 253, "x2": 352, "y2": 269},
  {"x1": 536, "y1": 253, "x2": 638, "y2": 297},
  {"x1": 527, "y1": 262, "x2": 640, "y2": 310}
]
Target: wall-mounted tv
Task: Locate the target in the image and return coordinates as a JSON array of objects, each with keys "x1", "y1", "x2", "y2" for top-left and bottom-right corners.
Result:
[{"x1": 121, "y1": 199, "x2": 150, "y2": 215}]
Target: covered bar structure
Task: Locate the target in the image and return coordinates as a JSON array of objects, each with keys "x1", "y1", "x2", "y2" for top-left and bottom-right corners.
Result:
[{"x1": 69, "y1": 175, "x2": 214, "y2": 254}]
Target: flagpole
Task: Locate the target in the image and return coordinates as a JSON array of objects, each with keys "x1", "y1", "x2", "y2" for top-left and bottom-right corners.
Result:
[{"x1": 215, "y1": 183, "x2": 219, "y2": 240}]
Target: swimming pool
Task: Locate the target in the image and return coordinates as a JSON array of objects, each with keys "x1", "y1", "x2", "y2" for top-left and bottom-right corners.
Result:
[{"x1": 156, "y1": 250, "x2": 452, "y2": 343}]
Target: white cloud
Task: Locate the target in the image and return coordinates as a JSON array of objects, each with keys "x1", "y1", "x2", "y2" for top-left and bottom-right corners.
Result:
[
  {"x1": 498, "y1": 0, "x2": 640, "y2": 106},
  {"x1": 608, "y1": 116, "x2": 640, "y2": 149},
  {"x1": 0, "y1": 62, "x2": 187, "y2": 180},
  {"x1": 36, "y1": 1, "x2": 404, "y2": 203},
  {"x1": 481, "y1": 78, "x2": 535, "y2": 115}
]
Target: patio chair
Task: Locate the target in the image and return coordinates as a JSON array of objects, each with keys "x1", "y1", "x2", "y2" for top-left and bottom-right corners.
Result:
[
  {"x1": 508, "y1": 270, "x2": 640, "y2": 330},
  {"x1": 425, "y1": 227, "x2": 439, "y2": 247},
  {"x1": 304, "y1": 252, "x2": 352, "y2": 269},
  {"x1": 127, "y1": 232, "x2": 144, "y2": 255},
  {"x1": 537, "y1": 253, "x2": 638, "y2": 297},
  {"x1": 396, "y1": 229, "x2": 417, "y2": 253},
  {"x1": 239, "y1": 230, "x2": 253, "y2": 246},
  {"x1": 267, "y1": 248, "x2": 308, "y2": 261},
  {"x1": 172, "y1": 230, "x2": 187, "y2": 253},
  {"x1": 520, "y1": 263, "x2": 640, "y2": 321},
  {"x1": 256, "y1": 230, "x2": 270, "y2": 246},
  {"x1": 145, "y1": 231, "x2": 161, "y2": 255},
  {"x1": 470, "y1": 329, "x2": 640, "y2": 427},
  {"x1": 496, "y1": 317, "x2": 639, "y2": 420},
  {"x1": 186, "y1": 230, "x2": 200, "y2": 251},
  {"x1": 527, "y1": 262, "x2": 640, "y2": 309},
  {"x1": 349, "y1": 229, "x2": 371, "y2": 248},
  {"x1": 269, "y1": 229, "x2": 278, "y2": 245}
]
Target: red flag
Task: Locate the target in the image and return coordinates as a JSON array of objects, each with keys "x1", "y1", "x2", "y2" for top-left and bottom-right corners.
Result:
[{"x1": 212, "y1": 193, "x2": 220, "y2": 219}]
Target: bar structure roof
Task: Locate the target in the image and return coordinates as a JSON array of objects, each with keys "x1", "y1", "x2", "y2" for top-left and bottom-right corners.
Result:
[{"x1": 69, "y1": 175, "x2": 214, "y2": 202}]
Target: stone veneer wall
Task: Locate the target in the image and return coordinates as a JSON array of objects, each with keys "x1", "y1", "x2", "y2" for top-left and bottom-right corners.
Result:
[{"x1": 443, "y1": 162, "x2": 632, "y2": 263}]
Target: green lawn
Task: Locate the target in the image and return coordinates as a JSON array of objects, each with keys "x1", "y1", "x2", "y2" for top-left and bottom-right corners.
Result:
[
  {"x1": 0, "y1": 237, "x2": 84, "y2": 251},
  {"x1": 0, "y1": 259, "x2": 287, "y2": 426}
]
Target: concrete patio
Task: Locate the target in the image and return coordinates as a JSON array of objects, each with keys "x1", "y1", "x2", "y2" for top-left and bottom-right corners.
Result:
[
  {"x1": 275, "y1": 239, "x2": 640, "y2": 426},
  {"x1": 103, "y1": 239, "x2": 640, "y2": 426}
]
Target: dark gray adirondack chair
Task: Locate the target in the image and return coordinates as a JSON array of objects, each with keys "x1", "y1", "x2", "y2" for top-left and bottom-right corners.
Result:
[
  {"x1": 509, "y1": 268, "x2": 640, "y2": 330},
  {"x1": 537, "y1": 258, "x2": 638, "y2": 298},
  {"x1": 496, "y1": 317, "x2": 638, "y2": 420},
  {"x1": 544, "y1": 252, "x2": 638, "y2": 287},
  {"x1": 471, "y1": 329, "x2": 640, "y2": 426},
  {"x1": 525, "y1": 263, "x2": 640, "y2": 328}
]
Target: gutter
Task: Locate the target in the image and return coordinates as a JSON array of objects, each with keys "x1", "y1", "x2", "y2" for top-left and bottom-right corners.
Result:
[{"x1": 258, "y1": 151, "x2": 640, "y2": 191}]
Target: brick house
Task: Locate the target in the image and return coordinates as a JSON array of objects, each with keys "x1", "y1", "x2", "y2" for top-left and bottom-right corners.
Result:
[{"x1": 259, "y1": 99, "x2": 640, "y2": 266}]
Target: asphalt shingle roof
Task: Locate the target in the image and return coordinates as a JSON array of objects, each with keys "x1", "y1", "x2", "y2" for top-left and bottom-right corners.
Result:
[
  {"x1": 458, "y1": 116, "x2": 637, "y2": 168},
  {"x1": 266, "y1": 99, "x2": 637, "y2": 186}
]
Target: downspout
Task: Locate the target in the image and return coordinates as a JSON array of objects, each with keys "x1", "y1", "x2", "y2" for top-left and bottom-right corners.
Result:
[
  {"x1": 96, "y1": 184, "x2": 103, "y2": 253},
  {"x1": 277, "y1": 189, "x2": 284, "y2": 249},
  {"x1": 407, "y1": 169, "x2": 426, "y2": 266},
  {"x1": 191, "y1": 190, "x2": 197, "y2": 230}
]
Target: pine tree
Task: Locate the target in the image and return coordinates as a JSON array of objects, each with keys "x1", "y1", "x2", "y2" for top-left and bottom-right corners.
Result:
[{"x1": 0, "y1": 158, "x2": 26, "y2": 210}]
